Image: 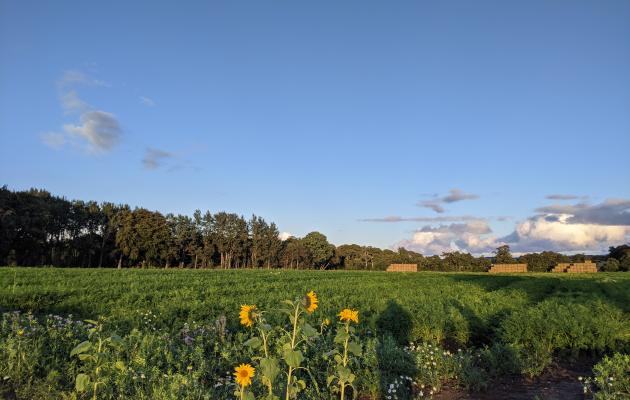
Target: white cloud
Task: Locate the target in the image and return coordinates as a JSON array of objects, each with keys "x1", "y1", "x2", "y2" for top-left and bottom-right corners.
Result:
[
  {"x1": 396, "y1": 220, "x2": 500, "y2": 255},
  {"x1": 506, "y1": 214, "x2": 629, "y2": 253},
  {"x1": 42, "y1": 70, "x2": 121, "y2": 153},
  {"x1": 63, "y1": 111, "x2": 121, "y2": 153},
  {"x1": 61, "y1": 90, "x2": 90, "y2": 113},
  {"x1": 279, "y1": 232, "x2": 293, "y2": 241},
  {"x1": 396, "y1": 198, "x2": 630, "y2": 255},
  {"x1": 140, "y1": 96, "x2": 156, "y2": 107}
]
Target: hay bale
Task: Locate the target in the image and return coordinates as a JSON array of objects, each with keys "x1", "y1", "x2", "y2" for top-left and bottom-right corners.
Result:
[
  {"x1": 386, "y1": 264, "x2": 418, "y2": 272},
  {"x1": 488, "y1": 263, "x2": 528, "y2": 273}
]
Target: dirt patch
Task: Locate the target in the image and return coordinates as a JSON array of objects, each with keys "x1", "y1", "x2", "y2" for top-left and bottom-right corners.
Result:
[{"x1": 434, "y1": 359, "x2": 593, "y2": 400}]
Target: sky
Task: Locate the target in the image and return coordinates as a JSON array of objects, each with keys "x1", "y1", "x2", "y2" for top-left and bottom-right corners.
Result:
[{"x1": 1, "y1": 0, "x2": 629, "y2": 255}]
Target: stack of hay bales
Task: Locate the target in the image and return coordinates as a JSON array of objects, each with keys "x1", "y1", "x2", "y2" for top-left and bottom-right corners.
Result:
[
  {"x1": 488, "y1": 263, "x2": 528, "y2": 273},
  {"x1": 567, "y1": 260, "x2": 597, "y2": 273},
  {"x1": 551, "y1": 260, "x2": 597, "y2": 273},
  {"x1": 551, "y1": 263, "x2": 569, "y2": 273},
  {"x1": 386, "y1": 264, "x2": 418, "y2": 272}
]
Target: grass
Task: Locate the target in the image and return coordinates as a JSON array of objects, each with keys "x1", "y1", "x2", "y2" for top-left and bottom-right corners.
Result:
[
  {"x1": 0, "y1": 268, "x2": 629, "y2": 399},
  {"x1": 1, "y1": 268, "x2": 628, "y2": 336}
]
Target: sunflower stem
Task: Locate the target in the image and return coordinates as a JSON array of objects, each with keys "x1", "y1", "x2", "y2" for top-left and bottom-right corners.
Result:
[
  {"x1": 340, "y1": 321, "x2": 350, "y2": 399},
  {"x1": 285, "y1": 302, "x2": 300, "y2": 400}
]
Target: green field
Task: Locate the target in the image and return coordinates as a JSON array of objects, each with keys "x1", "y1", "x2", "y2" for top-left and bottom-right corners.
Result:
[{"x1": 1, "y1": 268, "x2": 629, "y2": 399}]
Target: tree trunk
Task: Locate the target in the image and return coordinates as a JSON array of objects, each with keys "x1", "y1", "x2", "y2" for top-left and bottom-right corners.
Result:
[{"x1": 117, "y1": 254, "x2": 122, "y2": 269}]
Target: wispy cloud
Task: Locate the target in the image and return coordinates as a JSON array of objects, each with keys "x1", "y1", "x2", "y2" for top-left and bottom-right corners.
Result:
[
  {"x1": 42, "y1": 70, "x2": 121, "y2": 153},
  {"x1": 417, "y1": 188, "x2": 479, "y2": 213},
  {"x1": 61, "y1": 90, "x2": 90, "y2": 114},
  {"x1": 418, "y1": 201, "x2": 445, "y2": 213},
  {"x1": 63, "y1": 111, "x2": 121, "y2": 153},
  {"x1": 40, "y1": 132, "x2": 66, "y2": 149},
  {"x1": 545, "y1": 194, "x2": 581, "y2": 200},
  {"x1": 142, "y1": 147, "x2": 174, "y2": 170},
  {"x1": 442, "y1": 188, "x2": 479, "y2": 203},
  {"x1": 140, "y1": 96, "x2": 156, "y2": 107},
  {"x1": 57, "y1": 70, "x2": 110, "y2": 88},
  {"x1": 360, "y1": 215, "x2": 483, "y2": 223}
]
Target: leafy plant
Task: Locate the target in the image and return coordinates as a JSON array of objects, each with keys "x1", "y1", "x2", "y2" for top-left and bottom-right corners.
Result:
[{"x1": 70, "y1": 319, "x2": 125, "y2": 400}]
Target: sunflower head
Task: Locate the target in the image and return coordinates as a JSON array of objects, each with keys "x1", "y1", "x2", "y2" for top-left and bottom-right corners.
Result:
[
  {"x1": 337, "y1": 308, "x2": 359, "y2": 324},
  {"x1": 303, "y1": 290, "x2": 318, "y2": 314},
  {"x1": 17, "y1": 329, "x2": 25, "y2": 337},
  {"x1": 239, "y1": 305, "x2": 256, "y2": 328},
  {"x1": 234, "y1": 363, "x2": 255, "y2": 387}
]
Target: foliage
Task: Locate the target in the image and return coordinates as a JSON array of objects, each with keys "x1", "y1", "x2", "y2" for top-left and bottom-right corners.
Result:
[
  {"x1": 1, "y1": 268, "x2": 629, "y2": 399},
  {"x1": 3, "y1": 186, "x2": 625, "y2": 272},
  {"x1": 494, "y1": 245, "x2": 514, "y2": 264},
  {"x1": 580, "y1": 353, "x2": 630, "y2": 399}
]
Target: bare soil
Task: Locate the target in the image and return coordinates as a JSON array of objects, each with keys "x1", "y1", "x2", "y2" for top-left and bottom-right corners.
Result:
[{"x1": 434, "y1": 359, "x2": 593, "y2": 400}]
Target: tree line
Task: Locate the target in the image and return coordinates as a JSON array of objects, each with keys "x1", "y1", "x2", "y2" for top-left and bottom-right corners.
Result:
[{"x1": 0, "y1": 187, "x2": 628, "y2": 271}]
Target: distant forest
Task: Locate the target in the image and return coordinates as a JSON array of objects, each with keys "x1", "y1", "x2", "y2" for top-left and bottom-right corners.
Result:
[{"x1": 1, "y1": 187, "x2": 628, "y2": 272}]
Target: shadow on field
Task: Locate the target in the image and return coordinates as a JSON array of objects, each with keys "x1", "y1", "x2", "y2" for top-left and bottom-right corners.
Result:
[
  {"x1": 374, "y1": 300, "x2": 418, "y2": 397},
  {"x1": 443, "y1": 274, "x2": 630, "y2": 312},
  {"x1": 376, "y1": 300, "x2": 412, "y2": 345}
]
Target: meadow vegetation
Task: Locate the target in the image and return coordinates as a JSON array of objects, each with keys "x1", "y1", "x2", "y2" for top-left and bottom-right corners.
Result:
[{"x1": 0, "y1": 268, "x2": 629, "y2": 399}]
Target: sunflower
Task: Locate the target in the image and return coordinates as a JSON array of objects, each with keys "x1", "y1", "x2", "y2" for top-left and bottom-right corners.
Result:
[
  {"x1": 234, "y1": 363, "x2": 255, "y2": 387},
  {"x1": 239, "y1": 305, "x2": 256, "y2": 327},
  {"x1": 303, "y1": 290, "x2": 318, "y2": 314},
  {"x1": 338, "y1": 308, "x2": 359, "y2": 324}
]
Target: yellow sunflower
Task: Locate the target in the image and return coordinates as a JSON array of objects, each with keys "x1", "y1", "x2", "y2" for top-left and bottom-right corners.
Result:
[
  {"x1": 239, "y1": 305, "x2": 256, "y2": 327},
  {"x1": 338, "y1": 308, "x2": 359, "y2": 324},
  {"x1": 234, "y1": 363, "x2": 255, "y2": 387},
  {"x1": 304, "y1": 290, "x2": 318, "y2": 314}
]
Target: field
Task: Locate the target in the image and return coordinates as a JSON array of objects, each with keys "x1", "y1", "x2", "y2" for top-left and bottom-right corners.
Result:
[{"x1": 1, "y1": 268, "x2": 629, "y2": 399}]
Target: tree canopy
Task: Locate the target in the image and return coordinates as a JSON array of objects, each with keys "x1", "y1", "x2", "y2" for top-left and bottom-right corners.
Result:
[{"x1": 0, "y1": 186, "x2": 626, "y2": 271}]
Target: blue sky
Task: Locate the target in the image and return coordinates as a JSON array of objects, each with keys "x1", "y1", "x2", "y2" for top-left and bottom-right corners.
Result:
[{"x1": 1, "y1": 0, "x2": 629, "y2": 254}]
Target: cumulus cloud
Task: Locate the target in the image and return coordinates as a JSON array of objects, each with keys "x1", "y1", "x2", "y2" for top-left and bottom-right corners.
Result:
[
  {"x1": 42, "y1": 70, "x2": 121, "y2": 153},
  {"x1": 140, "y1": 96, "x2": 156, "y2": 107},
  {"x1": 504, "y1": 214, "x2": 629, "y2": 253},
  {"x1": 396, "y1": 198, "x2": 630, "y2": 255},
  {"x1": 417, "y1": 188, "x2": 478, "y2": 213},
  {"x1": 142, "y1": 147, "x2": 174, "y2": 170},
  {"x1": 279, "y1": 232, "x2": 293, "y2": 241},
  {"x1": 566, "y1": 199, "x2": 630, "y2": 226},
  {"x1": 396, "y1": 220, "x2": 499, "y2": 255}
]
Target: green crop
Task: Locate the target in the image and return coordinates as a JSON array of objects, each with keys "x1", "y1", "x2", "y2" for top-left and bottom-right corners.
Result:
[{"x1": 0, "y1": 268, "x2": 629, "y2": 399}]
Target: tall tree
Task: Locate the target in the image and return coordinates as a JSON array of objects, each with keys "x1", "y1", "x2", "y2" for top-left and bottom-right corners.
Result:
[
  {"x1": 494, "y1": 245, "x2": 515, "y2": 264},
  {"x1": 302, "y1": 232, "x2": 335, "y2": 270}
]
